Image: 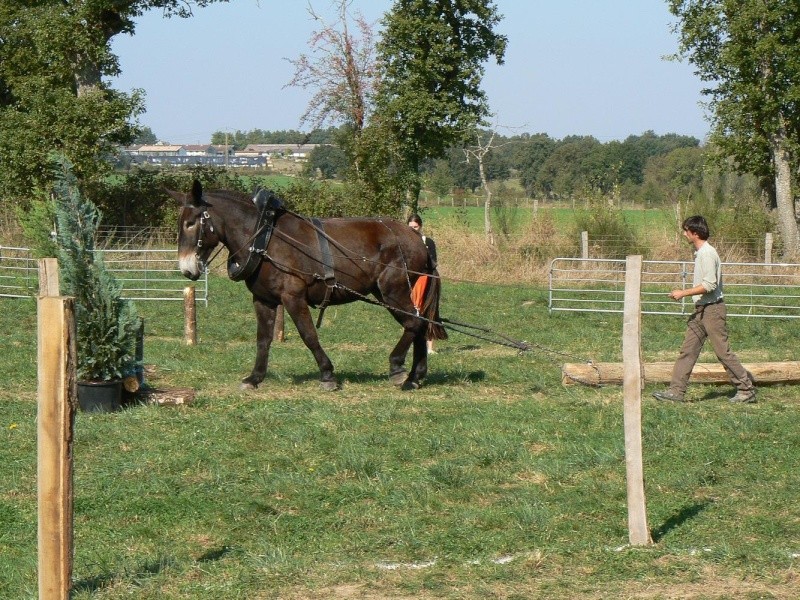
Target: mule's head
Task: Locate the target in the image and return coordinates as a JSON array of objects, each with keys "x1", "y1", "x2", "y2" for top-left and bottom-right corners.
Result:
[{"x1": 170, "y1": 180, "x2": 220, "y2": 280}]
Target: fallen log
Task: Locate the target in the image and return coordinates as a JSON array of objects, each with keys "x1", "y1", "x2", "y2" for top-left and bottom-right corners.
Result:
[{"x1": 561, "y1": 361, "x2": 800, "y2": 386}]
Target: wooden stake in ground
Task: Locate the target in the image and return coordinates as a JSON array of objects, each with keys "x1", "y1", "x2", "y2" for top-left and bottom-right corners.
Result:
[
  {"x1": 622, "y1": 255, "x2": 652, "y2": 546},
  {"x1": 184, "y1": 286, "x2": 197, "y2": 345},
  {"x1": 37, "y1": 296, "x2": 77, "y2": 600},
  {"x1": 273, "y1": 305, "x2": 285, "y2": 342}
]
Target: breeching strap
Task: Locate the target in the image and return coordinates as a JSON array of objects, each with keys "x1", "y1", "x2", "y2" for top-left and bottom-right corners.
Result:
[{"x1": 312, "y1": 217, "x2": 337, "y2": 328}]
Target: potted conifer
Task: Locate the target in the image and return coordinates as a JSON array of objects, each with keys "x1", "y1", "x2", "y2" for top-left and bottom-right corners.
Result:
[{"x1": 53, "y1": 159, "x2": 139, "y2": 412}]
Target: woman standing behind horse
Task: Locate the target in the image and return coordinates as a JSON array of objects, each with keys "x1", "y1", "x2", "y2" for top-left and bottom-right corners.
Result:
[{"x1": 408, "y1": 214, "x2": 443, "y2": 355}]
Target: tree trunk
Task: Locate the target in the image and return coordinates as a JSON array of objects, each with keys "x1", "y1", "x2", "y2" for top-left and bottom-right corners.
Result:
[
  {"x1": 770, "y1": 128, "x2": 799, "y2": 260},
  {"x1": 478, "y1": 156, "x2": 494, "y2": 245}
]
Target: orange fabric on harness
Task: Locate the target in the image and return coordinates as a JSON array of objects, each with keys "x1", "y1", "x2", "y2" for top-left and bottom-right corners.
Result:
[{"x1": 411, "y1": 275, "x2": 429, "y2": 312}]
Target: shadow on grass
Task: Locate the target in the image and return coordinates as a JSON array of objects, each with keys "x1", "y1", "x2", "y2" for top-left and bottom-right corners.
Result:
[
  {"x1": 288, "y1": 368, "x2": 487, "y2": 387},
  {"x1": 652, "y1": 500, "x2": 714, "y2": 542},
  {"x1": 197, "y1": 545, "x2": 233, "y2": 563},
  {"x1": 72, "y1": 548, "x2": 232, "y2": 594},
  {"x1": 72, "y1": 555, "x2": 177, "y2": 594}
]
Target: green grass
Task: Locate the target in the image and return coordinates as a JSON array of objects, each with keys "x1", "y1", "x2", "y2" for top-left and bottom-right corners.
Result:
[{"x1": 2, "y1": 277, "x2": 799, "y2": 598}]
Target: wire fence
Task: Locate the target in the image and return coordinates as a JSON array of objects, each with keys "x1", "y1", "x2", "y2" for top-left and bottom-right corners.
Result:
[
  {"x1": 549, "y1": 257, "x2": 800, "y2": 319},
  {"x1": 0, "y1": 245, "x2": 208, "y2": 304}
]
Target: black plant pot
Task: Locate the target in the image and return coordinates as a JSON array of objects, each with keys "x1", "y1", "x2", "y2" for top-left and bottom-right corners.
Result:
[{"x1": 77, "y1": 380, "x2": 122, "y2": 413}]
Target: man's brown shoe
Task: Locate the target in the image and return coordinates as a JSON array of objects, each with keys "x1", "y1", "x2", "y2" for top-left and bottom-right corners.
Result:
[
  {"x1": 730, "y1": 390, "x2": 757, "y2": 403},
  {"x1": 652, "y1": 390, "x2": 684, "y2": 402}
]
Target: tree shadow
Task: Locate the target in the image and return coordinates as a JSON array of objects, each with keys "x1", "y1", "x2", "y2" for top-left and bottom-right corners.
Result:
[{"x1": 651, "y1": 500, "x2": 714, "y2": 543}]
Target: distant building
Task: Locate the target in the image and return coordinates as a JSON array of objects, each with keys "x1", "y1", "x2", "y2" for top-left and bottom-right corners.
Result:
[{"x1": 241, "y1": 143, "x2": 318, "y2": 159}]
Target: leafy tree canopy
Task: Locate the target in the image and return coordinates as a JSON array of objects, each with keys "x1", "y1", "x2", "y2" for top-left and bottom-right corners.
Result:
[{"x1": 374, "y1": 0, "x2": 507, "y2": 202}]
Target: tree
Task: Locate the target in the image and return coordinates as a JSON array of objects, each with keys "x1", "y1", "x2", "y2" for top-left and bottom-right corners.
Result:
[
  {"x1": 668, "y1": 0, "x2": 800, "y2": 258},
  {"x1": 304, "y1": 144, "x2": 348, "y2": 179},
  {"x1": 374, "y1": 0, "x2": 507, "y2": 209},
  {"x1": 426, "y1": 160, "x2": 455, "y2": 202},
  {"x1": 285, "y1": 1, "x2": 378, "y2": 137},
  {"x1": 514, "y1": 133, "x2": 557, "y2": 198},
  {"x1": 463, "y1": 128, "x2": 514, "y2": 243},
  {"x1": 0, "y1": 1, "x2": 227, "y2": 204},
  {"x1": 133, "y1": 126, "x2": 158, "y2": 145}
]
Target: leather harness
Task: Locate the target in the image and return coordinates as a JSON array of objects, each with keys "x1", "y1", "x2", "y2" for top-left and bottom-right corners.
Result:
[
  {"x1": 224, "y1": 189, "x2": 338, "y2": 328},
  {"x1": 227, "y1": 188, "x2": 284, "y2": 282}
]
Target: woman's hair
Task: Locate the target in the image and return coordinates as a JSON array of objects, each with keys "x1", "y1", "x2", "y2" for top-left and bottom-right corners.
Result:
[{"x1": 408, "y1": 214, "x2": 423, "y2": 227}]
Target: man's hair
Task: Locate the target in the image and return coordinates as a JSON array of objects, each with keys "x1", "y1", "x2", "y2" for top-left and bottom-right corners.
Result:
[{"x1": 682, "y1": 215, "x2": 709, "y2": 240}]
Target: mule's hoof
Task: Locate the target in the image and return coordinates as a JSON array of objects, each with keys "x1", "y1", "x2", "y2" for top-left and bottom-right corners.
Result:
[
  {"x1": 319, "y1": 380, "x2": 339, "y2": 391},
  {"x1": 401, "y1": 379, "x2": 420, "y2": 391},
  {"x1": 389, "y1": 371, "x2": 407, "y2": 386},
  {"x1": 240, "y1": 381, "x2": 258, "y2": 391}
]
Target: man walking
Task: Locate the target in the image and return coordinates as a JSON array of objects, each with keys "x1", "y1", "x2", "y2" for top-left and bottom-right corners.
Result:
[{"x1": 652, "y1": 215, "x2": 756, "y2": 403}]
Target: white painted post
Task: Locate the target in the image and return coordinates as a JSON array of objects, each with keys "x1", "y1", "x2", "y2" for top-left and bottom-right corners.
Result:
[
  {"x1": 765, "y1": 233, "x2": 773, "y2": 270},
  {"x1": 622, "y1": 255, "x2": 652, "y2": 546},
  {"x1": 581, "y1": 231, "x2": 589, "y2": 260}
]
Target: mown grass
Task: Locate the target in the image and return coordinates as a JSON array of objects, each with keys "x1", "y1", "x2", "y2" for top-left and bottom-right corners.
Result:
[{"x1": 1, "y1": 276, "x2": 799, "y2": 599}]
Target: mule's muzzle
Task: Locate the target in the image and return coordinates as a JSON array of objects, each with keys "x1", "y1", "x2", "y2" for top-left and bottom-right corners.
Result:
[{"x1": 181, "y1": 268, "x2": 201, "y2": 281}]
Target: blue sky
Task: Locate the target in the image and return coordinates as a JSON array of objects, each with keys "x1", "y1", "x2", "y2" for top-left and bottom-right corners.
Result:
[{"x1": 111, "y1": 0, "x2": 708, "y2": 145}]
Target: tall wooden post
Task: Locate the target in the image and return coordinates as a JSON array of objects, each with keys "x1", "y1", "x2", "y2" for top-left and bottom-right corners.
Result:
[
  {"x1": 37, "y1": 295, "x2": 77, "y2": 600},
  {"x1": 580, "y1": 231, "x2": 589, "y2": 260},
  {"x1": 38, "y1": 258, "x2": 60, "y2": 296},
  {"x1": 184, "y1": 286, "x2": 197, "y2": 345},
  {"x1": 622, "y1": 255, "x2": 652, "y2": 546}
]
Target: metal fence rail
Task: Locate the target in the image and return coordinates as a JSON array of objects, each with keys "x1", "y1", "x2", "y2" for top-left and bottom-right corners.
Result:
[
  {"x1": 549, "y1": 257, "x2": 800, "y2": 319},
  {"x1": 0, "y1": 246, "x2": 207, "y2": 304},
  {"x1": 0, "y1": 246, "x2": 38, "y2": 298}
]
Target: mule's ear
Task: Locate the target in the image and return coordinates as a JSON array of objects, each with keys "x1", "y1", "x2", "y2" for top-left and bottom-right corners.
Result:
[
  {"x1": 191, "y1": 179, "x2": 208, "y2": 208},
  {"x1": 191, "y1": 179, "x2": 205, "y2": 207}
]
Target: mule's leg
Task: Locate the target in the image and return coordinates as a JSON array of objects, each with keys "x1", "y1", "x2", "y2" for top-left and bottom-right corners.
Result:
[
  {"x1": 282, "y1": 295, "x2": 338, "y2": 391},
  {"x1": 375, "y1": 285, "x2": 428, "y2": 388},
  {"x1": 387, "y1": 328, "x2": 415, "y2": 385},
  {"x1": 242, "y1": 298, "x2": 277, "y2": 390},
  {"x1": 401, "y1": 324, "x2": 429, "y2": 390}
]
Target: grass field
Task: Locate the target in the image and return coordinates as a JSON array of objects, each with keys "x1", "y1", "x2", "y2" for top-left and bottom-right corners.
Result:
[{"x1": 2, "y1": 275, "x2": 799, "y2": 599}]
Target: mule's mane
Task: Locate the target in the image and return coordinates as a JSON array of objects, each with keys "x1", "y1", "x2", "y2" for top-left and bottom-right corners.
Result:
[{"x1": 205, "y1": 188, "x2": 253, "y2": 206}]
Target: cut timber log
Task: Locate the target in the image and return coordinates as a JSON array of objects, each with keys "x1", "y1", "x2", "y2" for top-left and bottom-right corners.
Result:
[{"x1": 562, "y1": 361, "x2": 800, "y2": 386}]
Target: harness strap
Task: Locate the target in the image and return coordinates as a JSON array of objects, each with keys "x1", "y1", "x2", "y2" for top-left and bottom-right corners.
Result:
[
  {"x1": 227, "y1": 189, "x2": 283, "y2": 281},
  {"x1": 312, "y1": 217, "x2": 337, "y2": 328}
]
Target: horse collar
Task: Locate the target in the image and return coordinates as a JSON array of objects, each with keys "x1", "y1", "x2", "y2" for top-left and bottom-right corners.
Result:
[{"x1": 227, "y1": 189, "x2": 284, "y2": 281}]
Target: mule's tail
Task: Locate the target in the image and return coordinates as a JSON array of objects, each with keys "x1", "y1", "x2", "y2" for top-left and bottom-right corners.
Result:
[{"x1": 421, "y1": 269, "x2": 448, "y2": 340}]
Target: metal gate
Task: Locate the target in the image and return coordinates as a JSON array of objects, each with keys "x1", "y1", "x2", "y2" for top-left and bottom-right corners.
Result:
[
  {"x1": 0, "y1": 245, "x2": 208, "y2": 304},
  {"x1": 549, "y1": 257, "x2": 800, "y2": 319}
]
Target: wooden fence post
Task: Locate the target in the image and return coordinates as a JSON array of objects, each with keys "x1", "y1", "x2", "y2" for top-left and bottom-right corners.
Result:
[
  {"x1": 581, "y1": 231, "x2": 589, "y2": 260},
  {"x1": 37, "y1": 295, "x2": 77, "y2": 600},
  {"x1": 622, "y1": 255, "x2": 652, "y2": 546},
  {"x1": 273, "y1": 305, "x2": 285, "y2": 342},
  {"x1": 38, "y1": 258, "x2": 60, "y2": 296},
  {"x1": 184, "y1": 286, "x2": 197, "y2": 346}
]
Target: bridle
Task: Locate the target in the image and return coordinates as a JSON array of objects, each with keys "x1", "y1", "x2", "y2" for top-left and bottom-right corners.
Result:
[{"x1": 192, "y1": 206, "x2": 217, "y2": 272}]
